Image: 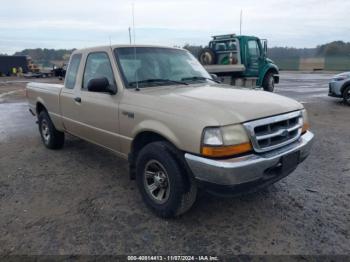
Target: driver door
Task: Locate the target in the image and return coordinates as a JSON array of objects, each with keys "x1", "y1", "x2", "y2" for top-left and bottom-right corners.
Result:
[
  {"x1": 73, "y1": 51, "x2": 121, "y2": 153},
  {"x1": 246, "y1": 39, "x2": 261, "y2": 76}
]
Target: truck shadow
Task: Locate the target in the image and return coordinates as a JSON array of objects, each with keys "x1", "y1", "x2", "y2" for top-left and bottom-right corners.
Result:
[{"x1": 61, "y1": 134, "x2": 293, "y2": 226}]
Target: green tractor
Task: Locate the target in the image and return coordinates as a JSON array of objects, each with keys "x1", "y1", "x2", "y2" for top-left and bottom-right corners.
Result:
[{"x1": 198, "y1": 34, "x2": 279, "y2": 92}]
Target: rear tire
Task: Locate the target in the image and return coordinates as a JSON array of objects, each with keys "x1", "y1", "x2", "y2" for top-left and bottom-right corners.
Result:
[
  {"x1": 38, "y1": 110, "x2": 65, "y2": 149},
  {"x1": 135, "y1": 141, "x2": 197, "y2": 218},
  {"x1": 198, "y1": 48, "x2": 216, "y2": 65},
  {"x1": 262, "y1": 72, "x2": 275, "y2": 92},
  {"x1": 343, "y1": 86, "x2": 350, "y2": 105}
]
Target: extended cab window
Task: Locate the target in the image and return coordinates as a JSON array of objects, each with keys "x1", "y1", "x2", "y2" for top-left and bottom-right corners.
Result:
[
  {"x1": 83, "y1": 52, "x2": 116, "y2": 90},
  {"x1": 65, "y1": 54, "x2": 82, "y2": 89}
]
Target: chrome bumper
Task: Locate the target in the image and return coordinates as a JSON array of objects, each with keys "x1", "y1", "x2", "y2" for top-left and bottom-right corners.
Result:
[{"x1": 185, "y1": 131, "x2": 314, "y2": 186}]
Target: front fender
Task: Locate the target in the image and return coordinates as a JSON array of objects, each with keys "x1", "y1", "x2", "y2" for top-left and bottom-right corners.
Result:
[
  {"x1": 36, "y1": 96, "x2": 47, "y2": 113},
  {"x1": 132, "y1": 120, "x2": 182, "y2": 150},
  {"x1": 258, "y1": 64, "x2": 279, "y2": 86}
]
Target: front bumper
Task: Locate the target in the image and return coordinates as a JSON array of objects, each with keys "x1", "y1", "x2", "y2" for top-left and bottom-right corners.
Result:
[
  {"x1": 185, "y1": 131, "x2": 314, "y2": 190},
  {"x1": 328, "y1": 81, "x2": 343, "y2": 98}
]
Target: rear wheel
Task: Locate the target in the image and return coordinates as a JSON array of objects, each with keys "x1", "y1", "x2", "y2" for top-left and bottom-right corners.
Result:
[
  {"x1": 262, "y1": 72, "x2": 275, "y2": 92},
  {"x1": 198, "y1": 48, "x2": 216, "y2": 65},
  {"x1": 38, "y1": 110, "x2": 65, "y2": 149},
  {"x1": 343, "y1": 86, "x2": 350, "y2": 105},
  {"x1": 135, "y1": 141, "x2": 197, "y2": 218}
]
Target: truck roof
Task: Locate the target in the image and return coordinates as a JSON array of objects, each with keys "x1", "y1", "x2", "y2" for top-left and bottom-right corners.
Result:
[{"x1": 72, "y1": 44, "x2": 185, "y2": 55}]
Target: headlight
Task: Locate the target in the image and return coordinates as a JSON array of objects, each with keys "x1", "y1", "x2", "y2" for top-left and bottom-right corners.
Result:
[
  {"x1": 333, "y1": 74, "x2": 350, "y2": 81},
  {"x1": 201, "y1": 124, "x2": 252, "y2": 158},
  {"x1": 301, "y1": 109, "x2": 310, "y2": 134},
  {"x1": 202, "y1": 127, "x2": 223, "y2": 146}
]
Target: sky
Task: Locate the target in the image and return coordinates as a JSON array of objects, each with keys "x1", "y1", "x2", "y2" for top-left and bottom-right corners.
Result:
[{"x1": 1, "y1": 0, "x2": 350, "y2": 54}]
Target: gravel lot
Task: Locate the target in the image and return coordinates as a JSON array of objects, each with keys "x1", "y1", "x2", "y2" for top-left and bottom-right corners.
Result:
[{"x1": 0, "y1": 72, "x2": 349, "y2": 255}]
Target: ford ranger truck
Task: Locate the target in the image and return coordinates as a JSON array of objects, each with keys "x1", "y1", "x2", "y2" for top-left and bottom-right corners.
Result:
[{"x1": 26, "y1": 45, "x2": 314, "y2": 218}]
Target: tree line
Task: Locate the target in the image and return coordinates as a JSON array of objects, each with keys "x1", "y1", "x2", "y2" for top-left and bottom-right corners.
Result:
[
  {"x1": 5, "y1": 41, "x2": 350, "y2": 66},
  {"x1": 14, "y1": 48, "x2": 75, "y2": 67}
]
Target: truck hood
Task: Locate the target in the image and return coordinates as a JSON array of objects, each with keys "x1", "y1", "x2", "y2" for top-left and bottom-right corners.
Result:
[
  {"x1": 124, "y1": 84, "x2": 303, "y2": 126},
  {"x1": 333, "y1": 72, "x2": 350, "y2": 79}
]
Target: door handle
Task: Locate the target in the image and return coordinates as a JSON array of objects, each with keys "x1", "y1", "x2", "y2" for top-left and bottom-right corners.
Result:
[{"x1": 74, "y1": 97, "x2": 81, "y2": 103}]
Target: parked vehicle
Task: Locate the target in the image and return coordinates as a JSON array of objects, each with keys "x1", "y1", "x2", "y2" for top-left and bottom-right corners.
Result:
[
  {"x1": 0, "y1": 55, "x2": 29, "y2": 76},
  {"x1": 198, "y1": 34, "x2": 279, "y2": 92},
  {"x1": 23, "y1": 69, "x2": 53, "y2": 78},
  {"x1": 26, "y1": 45, "x2": 314, "y2": 218},
  {"x1": 328, "y1": 72, "x2": 350, "y2": 105}
]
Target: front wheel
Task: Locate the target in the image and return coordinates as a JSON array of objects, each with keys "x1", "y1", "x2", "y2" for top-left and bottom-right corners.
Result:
[
  {"x1": 262, "y1": 72, "x2": 275, "y2": 92},
  {"x1": 343, "y1": 86, "x2": 350, "y2": 106},
  {"x1": 135, "y1": 141, "x2": 197, "y2": 218}
]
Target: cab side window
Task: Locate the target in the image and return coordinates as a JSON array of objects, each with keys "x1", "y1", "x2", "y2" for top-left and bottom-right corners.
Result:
[
  {"x1": 248, "y1": 40, "x2": 260, "y2": 57},
  {"x1": 65, "y1": 54, "x2": 82, "y2": 89},
  {"x1": 83, "y1": 52, "x2": 116, "y2": 90}
]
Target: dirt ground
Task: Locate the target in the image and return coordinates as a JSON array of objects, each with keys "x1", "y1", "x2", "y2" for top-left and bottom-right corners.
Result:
[{"x1": 0, "y1": 73, "x2": 349, "y2": 255}]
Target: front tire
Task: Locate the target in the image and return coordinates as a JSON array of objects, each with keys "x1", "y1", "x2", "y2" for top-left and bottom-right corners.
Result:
[
  {"x1": 262, "y1": 72, "x2": 275, "y2": 92},
  {"x1": 343, "y1": 86, "x2": 350, "y2": 105},
  {"x1": 135, "y1": 142, "x2": 197, "y2": 218},
  {"x1": 38, "y1": 110, "x2": 65, "y2": 149}
]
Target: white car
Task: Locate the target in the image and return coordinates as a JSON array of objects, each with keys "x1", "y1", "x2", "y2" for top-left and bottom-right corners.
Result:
[{"x1": 328, "y1": 72, "x2": 350, "y2": 105}]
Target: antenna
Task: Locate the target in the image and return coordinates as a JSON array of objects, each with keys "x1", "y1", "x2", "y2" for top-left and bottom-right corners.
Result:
[
  {"x1": 132, "y1": 2, "x2": 139, "y2": 91},
  {"x1": 132, "y1": 3, "x2": 136, "y2": 45},
  {"x1": 109, "y1": 36, "x2": 112, "y2": 47},
  {"x1": 240, "y1": 10, "x2": 243, "y2": 35},
  {"x1": 128, "y1": 27, "x2": 132, "y2": 45}
]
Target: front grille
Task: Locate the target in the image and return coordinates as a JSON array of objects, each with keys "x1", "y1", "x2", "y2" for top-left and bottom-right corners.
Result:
[{"x1": 243, "y1": 111, "x2": 303, "y2": 153}]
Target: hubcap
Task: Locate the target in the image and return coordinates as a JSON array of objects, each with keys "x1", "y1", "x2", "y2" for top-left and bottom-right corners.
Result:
[
  {"x1": 41, "y1": 120, "x2": 50, "y2": 144},
  {"x1": 269, "y1": 76, "x2": 274, "y2": 89},
  {"x1": 143, "y1": 160, "x2": 170, "y2": 204}
]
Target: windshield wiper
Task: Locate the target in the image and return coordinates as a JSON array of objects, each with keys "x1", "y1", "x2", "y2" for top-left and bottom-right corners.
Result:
[
  {"x1": 128, "y1": 78, "x2": 188, "y2": 88},
  {"x1": 181, "y1": 76, "x2": 220, "y2": 83}
]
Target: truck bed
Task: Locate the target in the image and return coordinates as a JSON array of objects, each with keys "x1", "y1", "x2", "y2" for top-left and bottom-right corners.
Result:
[
  {"x1": 26, "y1": 82, "x2": 63, "y2": 126},
  {"x1": 204, "y1": 64, "x2": 246, "y2": 74}
]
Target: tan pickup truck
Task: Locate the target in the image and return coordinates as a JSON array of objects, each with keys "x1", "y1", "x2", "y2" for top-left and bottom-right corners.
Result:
[{"x1": 27, "y1": 45, "x2": 314, "y2": 217}]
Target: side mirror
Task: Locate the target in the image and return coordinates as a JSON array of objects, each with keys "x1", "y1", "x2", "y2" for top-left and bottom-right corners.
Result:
[
  {"x1": 210, "y1": 73, "x2": 220, "y2": 83},
  {"x1": 262, "y1": 40, "x2": 268, "y2": 57},
  {"x1": 87, "y1": 77, "x2": 116, "y2": 94}
]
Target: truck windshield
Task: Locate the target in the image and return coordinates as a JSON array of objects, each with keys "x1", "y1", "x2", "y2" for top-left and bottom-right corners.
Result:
[{"x1": 114, "y1": 47, "x2": 212, "y2": 88}]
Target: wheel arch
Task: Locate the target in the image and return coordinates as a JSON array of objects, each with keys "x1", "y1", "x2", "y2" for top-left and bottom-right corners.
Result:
[
  {"x1": 259, "y1": 65, "x2": 279, "y2": 86},
  {"x1": 130, "y1": 130, "x2": 194, "y2": 194},
  {"x1": 341, "y1": 81, "x2": 350, "y2": 95},
  {"x1": 35, "y1": 99, "x2": 64, "y2": 131},
  {"x1": 131, "y1": 131, "x2": 172, "y2": 159},
  {"x1": 36, "y1": 100, "x2": 47, "y2": 115},
  {"x1": 129, "y1": 130, "x2": 192, "y2": 186}
]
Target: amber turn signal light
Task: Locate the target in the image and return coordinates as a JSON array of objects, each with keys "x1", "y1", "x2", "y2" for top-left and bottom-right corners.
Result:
[
  {"x1": 201, "y1": 142, "x2": 252, "y2": 158},
  {"x1": 302, "y1": 122, "x2": 310, "y2": 134}
]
